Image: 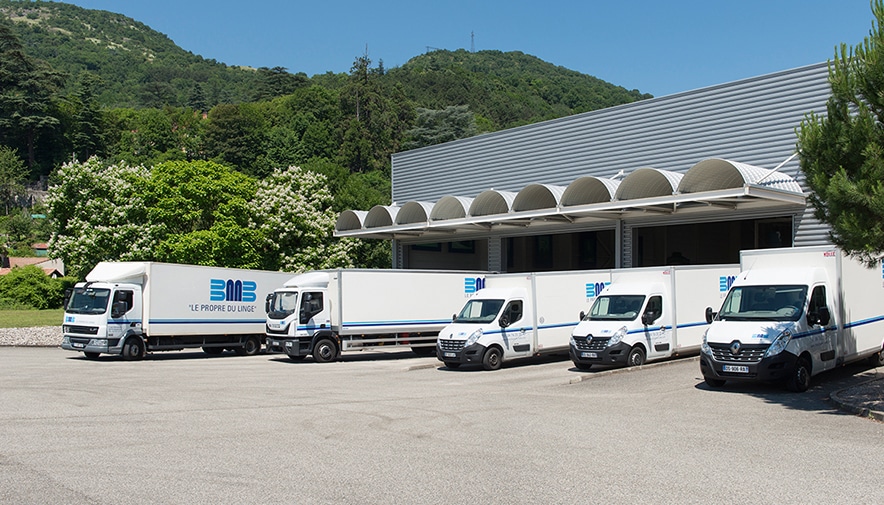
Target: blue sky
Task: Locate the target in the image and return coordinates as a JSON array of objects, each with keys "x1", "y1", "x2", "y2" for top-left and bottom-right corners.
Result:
[{"x1": 61, "y1": 0, "x2": 874, "y2": 97}]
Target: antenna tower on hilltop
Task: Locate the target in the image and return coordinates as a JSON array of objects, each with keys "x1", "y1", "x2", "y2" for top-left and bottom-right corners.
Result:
[{"x1": 471, "y1": 31, "x2": 475, "y2": 53}]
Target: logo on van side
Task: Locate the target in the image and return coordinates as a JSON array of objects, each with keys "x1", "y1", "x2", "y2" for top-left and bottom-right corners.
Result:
[
  {"x1": 464, "y1": 277, "x2": 486, "y2": 294},
  {"x1": 210, "y1": 279, "x2": 258, "y2": 302}
]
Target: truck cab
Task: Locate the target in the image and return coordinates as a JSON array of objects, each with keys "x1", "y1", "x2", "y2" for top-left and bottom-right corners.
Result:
[
  {"x1": 61, "y1": 281, "x2": 143, "y2": 359},
  {"x1": 569, "y1": 282, "x2": 666, "y2": 370},
  {"x1": 265, "y1": 272, "x2": 333, "y2": 360}
]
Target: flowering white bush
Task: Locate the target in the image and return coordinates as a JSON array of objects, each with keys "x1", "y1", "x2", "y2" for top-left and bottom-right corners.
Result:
[
  {"x1": 252, "y1": 165, "x2": 356, "y2": 272},
  {"x1": 46, "y1": 157, "x2": 159, "y2": 277}
]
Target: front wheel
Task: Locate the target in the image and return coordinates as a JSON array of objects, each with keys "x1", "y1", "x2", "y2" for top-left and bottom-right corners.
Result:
[
  {"x1": 787, "y1": 357, "x2": 812, "y2": 392},
  {"x1": 482, "y1": 346, "x2": 502, "y2": 371},
  {"x1": 868, "y1": 348, "x2": 884, "y2": 367},
  {"x1": 121, "y1": 336, "x2": 145, "y2": 361},
  {"x1": 626, "y1": 346, "x2": 646, "y2": 367},
  {"x1": 313, "y1": 338, "x2": 337, "y2": 363}
]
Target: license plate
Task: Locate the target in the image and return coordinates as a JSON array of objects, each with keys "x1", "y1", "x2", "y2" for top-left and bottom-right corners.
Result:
[
  {"x1": 444, "y1": 352, "x2": 456, "y2": 358},
  {"x1": 723, "y1": 365, "x2": 749, "y2": 373},
  {"x1": 72, "y1": 342, "x2": 85, "y2": 349},
  {"x1": 285, "y1": 341, "x2": 292, "y2": 348},
  {"x1": 581, "y1": 352, "x2": 598, "y2": 358}
]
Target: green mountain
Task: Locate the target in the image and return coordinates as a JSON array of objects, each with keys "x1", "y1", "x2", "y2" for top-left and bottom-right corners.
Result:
[{"x1": 0, "y1": 0, "x2": 651, "y2": 127}]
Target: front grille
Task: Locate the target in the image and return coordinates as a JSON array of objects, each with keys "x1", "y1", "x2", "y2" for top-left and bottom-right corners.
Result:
[
  {"x1": 708, "y1": 342, "x2": 768, "y2": 363},
  {"x1": 265, "y1": 325, "x2": 289, "y2": 335},
  {"x1": 573, "y1": 336, "x2": 610, "y2": 351},
  {"x1": 439, "y1": 339, "x2": 465, "y2": 352},
  {"x1": 64, "y1": 325, "x2": 98, "y2": 335}
]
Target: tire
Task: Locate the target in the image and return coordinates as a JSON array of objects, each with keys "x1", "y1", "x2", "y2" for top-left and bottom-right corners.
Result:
[
  {"x1": 235, "y1": 336, "x2": 261, "y2": 356},
  {"x1": 202, "y1": 346, "x2": 224, "y2": 355},
  {"x1": 84, "y1": 352, "x2": 100, "y2": 359},
  {"x1": 868, "y1": 349, "x2": 884, "y2": 367},
  {"x1": 121, "y1": 336, "x2": 145, "y2": 361},
  {"x1": 313, "y1": 338, "x2": 337, "y2": 363},
  {"x1": 787, "y1": 357, "x2": 812, "y2": 392},
  {"x1": 704, "y1": 377, "x2": 726, "y2": 388},
  {"x1": 575, "y1": 362, "x2": 592, "y2": 371},
  {"x1": 482, "y1": 346, "x2": 503, "y2": 371},
  {"x1": 444, "y1": 361, "x2": 461, "y2": 369},
  {"x1": 626, "y1": 346, "x2": 646, "y2": 367}
]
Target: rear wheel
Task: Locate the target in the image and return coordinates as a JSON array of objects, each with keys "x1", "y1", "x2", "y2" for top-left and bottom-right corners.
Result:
[
  {"x1": 868, "y1": 347, "x2": 884, "y2": 367},
  {"x1": 626, "y1": 346, "x2": 646, "y2": 367},
  {"x1": 235, "y1": 336, "x2": 261, "y2": 356},
  {"x1": 313, "y1": 338, "x2": 337, "y2": 363},
  {"x1": 121, "y1": 337, "x2": 145, "y2": 361},
  {"x1": 482, "y1": 346, "x2": 502, "y2": 371},
  {"x1": 787, "y1": 357, "x2": 812, "y2": 392}
]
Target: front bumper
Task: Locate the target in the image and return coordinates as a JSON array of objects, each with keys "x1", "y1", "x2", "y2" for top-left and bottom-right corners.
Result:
[
  {"x1": 266, "y1": 337, "x2": 311, "y2": 357},
  {"x1": 699, "y1": 351, "x2": 798, "y2": 383},
  {"x1": 61, "y1": 335, "x2": 122, "y2": 355},
  {"x1": 437, "y1": 342, "x2": 487, "y2": 365},
  {"x1": 570, "y1": 341, "x2": 631, "y2": 366}
]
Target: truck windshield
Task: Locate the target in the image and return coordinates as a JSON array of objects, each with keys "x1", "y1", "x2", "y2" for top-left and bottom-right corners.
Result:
[
  {"x1": 267, "y1": 291, "x2": 298, "y2": 319},
  {"x1": 66, "y1": 287, "x2": 111, "y2": 315},
  {"x1": 718, "y1": 285, "x2": 807, "y2": 322},
  {"x1": 455, "y1": 299, "x2": 504, "y2": 324},
  {"x1": 585, "y1": 295, "x2": 645, "y2": 321}
]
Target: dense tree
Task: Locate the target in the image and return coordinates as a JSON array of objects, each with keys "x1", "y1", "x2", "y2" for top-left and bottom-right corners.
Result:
[
  {"x1": 203, "y1": 103, "x2": 268, "y2": 176},
  {"x1": 402, "y1": 105, "x2": 477, "y2": 150},
  {"x1": 0, "y1": 264, "x2": 70, "y2": 309},
  {"x1": 0, "y1": 145, "x2": 27, "y2": 214},
  {"x1": 253, "y1": 66, "x2": 308, "y2": 101},
  {"x1": 798, "y1": 0, "x2": 884, "y2": 265},
  {"x1": 65, "y1": 73, "x2": 107, "y2": 161}
]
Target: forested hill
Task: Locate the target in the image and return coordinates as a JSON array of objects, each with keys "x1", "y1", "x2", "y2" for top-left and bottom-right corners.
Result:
[{"x1": 0, "y1": 0, "x2": 651, "y2": 126}]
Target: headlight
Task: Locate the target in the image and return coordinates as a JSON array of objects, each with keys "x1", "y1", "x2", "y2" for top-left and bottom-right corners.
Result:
[
  {"x1": 465, "y1": 328, "x2": 483, "y2": 347},
  {"x1": 608, "y1": 326, "x2": 627, "y2": 347},
  {"x1": 701, "y1": 330, "x2": 712, "y2": 355},
  {"x1": 569, "y1": 335, "x2": 577, "y2": 347},
  {"x1": 764, "y1": 330, "x2": 792, "y2": 358}
]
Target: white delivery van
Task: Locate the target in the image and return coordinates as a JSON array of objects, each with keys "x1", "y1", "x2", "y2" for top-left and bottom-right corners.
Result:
[
  {"x1": 437, "y1": 270, "x2": 610, "y2": 370},
  {"x1": 570, "y1": 264, "x2": 739, "y2": 370},
  {"x1": 61, "y1": 262, "x2": 293, "y2": 360},
  {"x1": 700, "y1": 246, "x2": 884, "y2": 391},
  {"x1": 265, "y1": 269, "x2": 487, "y2": 362}
]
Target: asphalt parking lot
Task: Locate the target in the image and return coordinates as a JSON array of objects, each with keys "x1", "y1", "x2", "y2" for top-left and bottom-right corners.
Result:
[{"x1": 1, "y1": 347, "x2": 882, "y2": 505}]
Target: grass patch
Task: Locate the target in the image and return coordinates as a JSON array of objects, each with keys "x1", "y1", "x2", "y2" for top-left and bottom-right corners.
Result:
[{"x1": 0, "y1": 309, "x2": 64, "y2": 328}]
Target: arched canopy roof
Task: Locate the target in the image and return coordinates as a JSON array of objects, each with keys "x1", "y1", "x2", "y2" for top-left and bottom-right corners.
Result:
[
  {"x1": 430, "y1": 196, "x2": 473, "y2": 221},
  {"x1": 615, "y1": 168, "x2": 683, "y2": 200},
  {"x1": 512, "y1": 184, "x2": 567, "y2": 212},
  {"x1": 336, "y1": 210, "x2": 367, "y2": 231},
  {"x1": 470, "y1": 190, "x2": 518, "y2": 216},
  {"x1": 395, "y1": 201, "x2": 435, "y2": 225},
  {"x1": 678, "y1": 158, "x2": 803, "y2": 194},
  {"x1": 561, "y1": 177, "x2": 620, "y2": 207},
  {"x1": 364, "y1": 205, "x2": 399, "y2": 228},
  {"x1": 335, "y1": 158, "x2": 807, "y2": 239}
]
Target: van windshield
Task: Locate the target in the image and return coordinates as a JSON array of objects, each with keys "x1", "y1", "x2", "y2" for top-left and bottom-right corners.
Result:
[
  {"x1": 718, "y1": 285, "x2": 807, "y2": 322},
  {"x1": 455, "y1": 299, "x2": 504, "y2": 324},
  {"x1": 585, "y1": 295, "x2": 645, "y2": 321},
  {"x1": 66, "y1": 287, "x2": 111, "y2": 315},
  {"x1": 267, "y1": 291, "x2": 298, "y2": 319}
]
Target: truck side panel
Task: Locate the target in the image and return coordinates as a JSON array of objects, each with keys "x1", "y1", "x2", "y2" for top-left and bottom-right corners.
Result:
[
  {"x1": 533, "y1": 270, "x2": 612, "y2": 352},
  {"x1": 837, "y1": 253, "x2": 884, "y2": 361},
  {"x1": 671, "y1": 265, "x2": 739, "y2": 352},
  {"x1": 142, "y1": 263, "x2": 292, "y2": 337}
]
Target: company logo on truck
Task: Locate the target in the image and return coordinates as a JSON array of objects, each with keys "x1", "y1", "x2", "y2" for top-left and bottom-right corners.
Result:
[
  {"x1": 464, "y1": 277, "x2": 486, "y2": 295},
  {"x1": 210, "y1": 279, "x2": 258, "y2": 302},
  {"x1": 586, "y1": 281, "x2": 610, "y2": 299},
  {"x1": 719, "y1": 275, "x2": 736, "y2": 293}
]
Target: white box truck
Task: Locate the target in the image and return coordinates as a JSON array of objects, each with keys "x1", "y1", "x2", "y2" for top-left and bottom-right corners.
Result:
[
  {"x1": 569, "y1": 264, "x2": 739, "y2": 370},
  {"x1": 265, "y1": 269, "x2": 487, "y2": 362},
  {"x1": 700, "y1": 246, "x2": 884, "y2": 391},
  {"x1": 60, "y1": 262, "x2": 293, "y2": 360},
  {"x1": 436, "y1": 270, "x2": 610, "y2": 370}
]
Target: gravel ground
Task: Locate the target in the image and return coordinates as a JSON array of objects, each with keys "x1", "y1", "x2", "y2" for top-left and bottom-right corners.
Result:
[{"x1": 0, "y1": 326, "x2": 62, "y2": 347}]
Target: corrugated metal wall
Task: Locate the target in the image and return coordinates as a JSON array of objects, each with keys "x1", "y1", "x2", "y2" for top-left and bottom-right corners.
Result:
[{"x1": 391, "y1": 62, "x2": 833, "y2": 245}]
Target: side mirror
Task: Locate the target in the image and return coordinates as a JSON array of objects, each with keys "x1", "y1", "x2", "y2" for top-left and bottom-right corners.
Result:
[
  {"x1": 705, "y1": 307, "x2": 715, "y2": 324},
  {"x1": 499, "y1": 316, "x2": 510, "y2": 328},
  {"x1": 63, "y1": 288, "x2": 73, "y2": 310},
  {"x1": 579, "y1": 310, "x2": 586, "y2": 321},
  {"x1": 111, "y1": 301, "x2": 127, "y2": 319},
  {"x1": 641, "y1": 311, "x2": 654, "y2": 326},
  {"x1": 265, "y1": 293, "x2": 273, "y2": 314},
  {"x1": 808, "y1": 306, "x2": 831, "y2": 326},
  {"x1": 452, "y1": 313, "x2": 457, "y2": 322}
]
